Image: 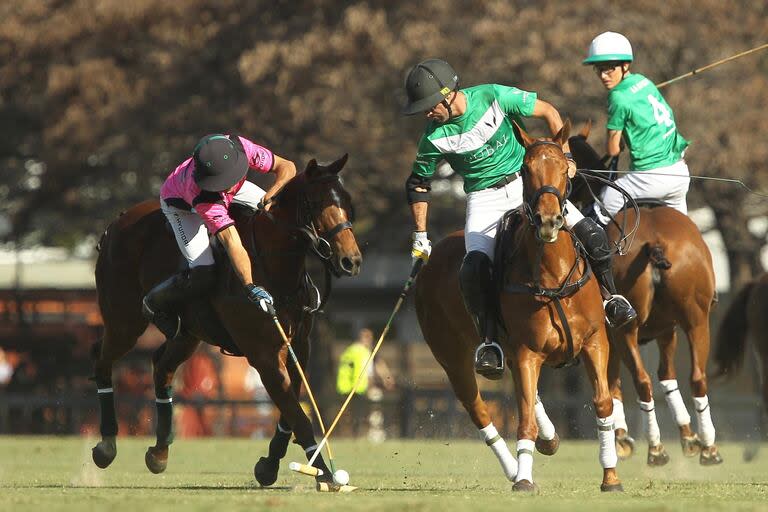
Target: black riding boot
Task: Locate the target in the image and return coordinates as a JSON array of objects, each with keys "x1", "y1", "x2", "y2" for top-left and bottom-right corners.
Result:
[
  {"x1": 572, "y1": 218, "x2": 637, "y2": 328},
  {"x1": 459, "y1": 251, "x2": 504, "y2": 380},
  {"x1": 142, "y1": 265, "x2": 217, "y2": 340}
]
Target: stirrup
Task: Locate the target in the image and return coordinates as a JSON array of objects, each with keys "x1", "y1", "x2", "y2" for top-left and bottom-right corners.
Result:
[
  {"x1": 474, "y1": 341, "x2": 505, "y2": 380},
  {"x1": 603, "y1": 295, "x2": 637, "y2": 328}
]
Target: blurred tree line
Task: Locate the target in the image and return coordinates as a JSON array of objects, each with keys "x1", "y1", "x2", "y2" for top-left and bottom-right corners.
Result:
[{"x1": 1, "y1": 0, "x2": 766, "y2": 287}]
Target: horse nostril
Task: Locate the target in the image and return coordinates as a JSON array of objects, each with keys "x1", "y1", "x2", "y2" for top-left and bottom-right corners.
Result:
[
  {"x1": 341, "y1": 257, "x2": 354, "y2": 274},
  {"x1": 555, "y1": 214, "x2": 564, "y2": 228},
  {"x1": 533, "y1": 213, "x2": 543, "y2": 226}
]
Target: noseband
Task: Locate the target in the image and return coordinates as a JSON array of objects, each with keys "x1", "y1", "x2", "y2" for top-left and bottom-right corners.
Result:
[
  {"x1": 298, "y1": 174, "x2": 354, "y2": 264},
  {"x1": 521, "y1": 140, "x2": 571, "y2": 227}
]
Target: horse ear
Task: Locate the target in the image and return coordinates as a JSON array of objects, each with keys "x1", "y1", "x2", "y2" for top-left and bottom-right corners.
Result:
[
  {"x1": 328, "y1": 153, "x2": 349, "y2": 174},
  {"x1": 305, "y1": 158, "x2": 318, "y2": 176},
  {"x1": 580, "y1": 119, "x2": 592, "y2": 139},
  {"x1": 554, "y1": 118, "x2": 571, "y2": 147},
  {"x1": 512, "y1": 121, "x2": 535, "y2": 148}
]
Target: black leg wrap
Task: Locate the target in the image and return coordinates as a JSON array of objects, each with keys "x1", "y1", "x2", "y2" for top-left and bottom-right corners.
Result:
[
  {"x1": 97, "y1": 389, "x2": 118, "y2": 437},
  {"x1": 155, "y1": 386, "x2": 174, "y2": 446},
  {"x1": 268, "y1": 424, "x2": 293, "y2": 460}
]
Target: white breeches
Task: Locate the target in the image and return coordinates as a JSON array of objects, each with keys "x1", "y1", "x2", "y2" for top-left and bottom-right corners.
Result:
[
  {"x1": 161, "y1": 181, "x2": 265, "y2": 267},
  {"x1": 465, "y1": 178, "x2": 583, "y2": 260},
  {"x1": 594, "y1": 159, "x2": 690, "y2": 224}
]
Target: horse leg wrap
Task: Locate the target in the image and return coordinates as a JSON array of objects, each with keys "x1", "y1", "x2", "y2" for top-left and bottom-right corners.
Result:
[
  {"x1": 638, "y1": 399, "x2": 662, "y2": 446},
  {"x1": 612, "y1": 398, "x2": 628, "y2": 432},
  {"x1": 660, "y1": 379, "x2": 692, "y2": 426},
  {"x1": 694, "y1": 396, "x2": 716, "y2": 446},
  {"x1": 155, "y1": 386, "x2": 174, "y2": 446},
  {"x1": 534, "y1": 396, "x2": 556, "y2": 441},
  {"x1": 480, "y1": 422, "x2": 517, "y2": 481},
  {"x1": 268, "y1": 421, "x2": 293, "y2": 459},
  {"x1": 515, "y1": 439, "x2": 535, "y2": 483},
  {"x1": 96, "y1": 382, "x2": 118, "y2": 437},
  {"x1": 596, "y1": 415, "x2": 618, "y2": 469}
]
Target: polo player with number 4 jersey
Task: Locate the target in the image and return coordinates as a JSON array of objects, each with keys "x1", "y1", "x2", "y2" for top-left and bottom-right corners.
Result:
[
  {"x1": 402, "y1": 58, "x2": 637, "y2": 380},
  {"x1": 584, "y1": 31, "x2": 691, "y2": 223}
]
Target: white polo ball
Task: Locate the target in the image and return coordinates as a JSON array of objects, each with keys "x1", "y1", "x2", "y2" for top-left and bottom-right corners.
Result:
[{"x1": 333, "y1": 469, "x2": 350, "y2": 485}]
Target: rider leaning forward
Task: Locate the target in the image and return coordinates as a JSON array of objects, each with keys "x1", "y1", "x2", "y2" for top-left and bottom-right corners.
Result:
[
  {"x1": 584, "y1": 31, "x2": 691, "y2": 223},
  {"x1": 401, "y1": 59, "x2": 637, "y2": 380},
  {"x1": 142, "y1": 134, "x2": 297, "y2": 340}
]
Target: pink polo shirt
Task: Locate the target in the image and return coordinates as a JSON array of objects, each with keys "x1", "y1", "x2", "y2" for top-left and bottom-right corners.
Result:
[{"x1": 160, "y1": 135, "x2": 274, "y2": 234}]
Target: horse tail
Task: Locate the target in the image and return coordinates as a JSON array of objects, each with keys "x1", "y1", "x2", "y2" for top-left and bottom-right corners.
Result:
[
  {"x1": 713, "y1": 280, "x2": 755, "y2": 379},
  {"x1": 646, "y1": 243, "x2": 672, "y2": 270}
]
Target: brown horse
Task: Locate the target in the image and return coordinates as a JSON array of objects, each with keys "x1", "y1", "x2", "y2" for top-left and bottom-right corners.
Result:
[
  {"x1": 714, "y1": 272, "x2": 768, "y2": 459},
  {"x1": 91, "y1": 155, "x2": 361, "y2": 488},
  {"x1": 415, "y1": 120, "x2": 622, "y2": 492},
  {"x1": 568, "y1": 124, "x2": 722, "y2": 466}
]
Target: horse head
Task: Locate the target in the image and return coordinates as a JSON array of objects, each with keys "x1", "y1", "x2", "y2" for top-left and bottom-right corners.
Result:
[
  {"x1": 512, "y1": 119, "x2": 572, "y2": 243},
  {"x1": 567, "y1": 121, "x2": 611, "y2": 209},
  {"x1": 289, "y1": 153, "x2": 362, "y2": 277}
]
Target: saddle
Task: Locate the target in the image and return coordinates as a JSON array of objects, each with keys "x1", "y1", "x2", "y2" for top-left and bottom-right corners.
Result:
[{"x1": 165, "y1": 214, "x2": 320, "y2": 357}]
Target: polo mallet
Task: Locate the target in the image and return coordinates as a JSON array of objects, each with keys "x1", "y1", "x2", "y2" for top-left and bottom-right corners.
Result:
[
  {"x1": 656, "y1": 42, "x2": 767, "y2": 89},
  {"x1": 292, "y1": 258, "x2": 424, "y2": 476},
  {"x1": 267, "y1": 308, "x2": 337, "y2": 476}
]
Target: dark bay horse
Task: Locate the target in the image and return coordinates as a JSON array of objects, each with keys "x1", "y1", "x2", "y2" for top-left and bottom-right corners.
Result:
[
  {"x1": 415, "y1": 120, "x2": 622, "y2": 492},
  {"x1": 91, "y1": 155, "x2": 361, "y2": 488},
  {"x1": 568, "y1": 124, "x2": 722, "y2": 466},
  {"x1": 714, "y1": 272, "x2": 768, "y2": 459}
]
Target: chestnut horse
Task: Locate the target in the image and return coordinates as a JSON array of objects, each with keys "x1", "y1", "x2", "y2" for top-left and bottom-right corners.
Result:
[
  {"x1": 567, "y1": 124, "x2": 722, "y2": 466},
  {"x1": 714, "y1": 272, "x2": 768, "y2": 459},
  {"x1": 415, "y1": 120, "x2": 622, "y2": 492},
  {"x1": 91, "y1": 155, "x2": 361, "y2": 488}
]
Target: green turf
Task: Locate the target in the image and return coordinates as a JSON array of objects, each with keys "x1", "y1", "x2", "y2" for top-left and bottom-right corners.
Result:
[{"x1": 0, "y1": 437, "x2": 766, "y2": 511}]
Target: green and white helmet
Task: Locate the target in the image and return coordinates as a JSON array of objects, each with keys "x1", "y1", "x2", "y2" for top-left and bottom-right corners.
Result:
[{"x1": 583, "y1": 31, "x2": 633, "y2": 65}]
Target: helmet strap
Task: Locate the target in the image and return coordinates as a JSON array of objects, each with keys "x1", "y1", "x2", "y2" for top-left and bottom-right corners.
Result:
[{"x1": 443, "y1": 87, "x2": 460, "y2": 120}]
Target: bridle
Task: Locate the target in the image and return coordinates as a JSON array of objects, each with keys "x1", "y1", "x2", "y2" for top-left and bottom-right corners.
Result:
[
  {"x1": 520, "y1": 140, "x2": 572, "y2": 235},
  {"x1": 296, "y1": 174, "x2": 354, "y2": 271}
]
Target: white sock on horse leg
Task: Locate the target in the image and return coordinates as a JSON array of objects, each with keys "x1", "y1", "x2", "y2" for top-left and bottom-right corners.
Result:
[
  {"x1": 693, "y1": 395, "x2": 716, "y2": 446},
  {"x1": 660, "y1": 379, "x2": 692, "y2": 426},
  {"x1": 515, "y1": 439, "x2": 536, "y2": 483},
  {"x1": 612, "y1": 398, "x2": 628, "y2": 432},
  {"x1": 534, "y1": 395, "x2": 556, "y2": 440},
  {"x1": 638, "y1": 399, "x2": 662, "y2": 446},
  {"x1": 596, "y1": 414, "x2": 618, "y2": 468},
  {"x1": 479, "y1": 422, "x2": 517, "y2": 481}
]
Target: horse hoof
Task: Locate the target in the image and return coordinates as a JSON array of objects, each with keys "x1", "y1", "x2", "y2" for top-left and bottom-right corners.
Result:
[
  {"x1": 647, "y1": 444, "x2": 670, "y2": 466},
  {"x1": 700, "y1": 445, "x2": 724, "y2": 466},
  {"x1": 535, "y1": 433, "x2": 560, "y2": 456},
  {"x1": 254, "y1": 457, "x2": 280, "y2": 487},
  {"x1": 616, "y1": 433, "x2": 635, "y2": 460},
  {"x1": 681, "y1": 434, "x2": 702, "y2": 457},
  {"x1": 145, "y1": 445, "x2": 169, "y2": 474},
  {"x1": 600, "y1": 482, "x2": 624, "y2": 492},
  {"x1": 512, "y1": 479, "x2": 538, "y2": 493},
  {"x1": 92, "y1": 438, "x2": 117, "y2": 469}
]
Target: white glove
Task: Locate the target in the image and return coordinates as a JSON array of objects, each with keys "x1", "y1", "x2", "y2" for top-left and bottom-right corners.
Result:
[{"x1": 411, "y1": 231, "x2": 432, "y2": 263}]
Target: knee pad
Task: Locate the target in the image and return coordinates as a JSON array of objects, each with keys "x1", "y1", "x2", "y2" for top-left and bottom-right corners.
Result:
[{"x1": 572, "y1": 218, "x2": 611, "y2": 263}]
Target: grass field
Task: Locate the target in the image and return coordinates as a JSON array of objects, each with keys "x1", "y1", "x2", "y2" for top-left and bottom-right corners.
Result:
[{"x1": 0, "y1": 437, "x2": 766, "y2": 511}]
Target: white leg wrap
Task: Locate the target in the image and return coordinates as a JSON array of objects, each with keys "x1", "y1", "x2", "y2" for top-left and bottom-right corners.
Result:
[
  {"x1": 612, "y1": 398, "x2": 628, "y2": 431},
  {"x1": 534, "y1": 395, "x2": 556, "y2": 441},
  {"x1": 480, "y1": 423, "x2": 517, "y2": 481},
  {"x1": 660, "y1": 379, "x2": 691, "y2": 426},
  {"x1": 638, "y1": 399, "x2": 661, "y2": 446},
  {"x1": 694, "y1": 395, "x2": 716, "y2": 446},
  {"x1": 596, "y1": 415, "x2": 618, "y2": 469},
  {"x1": 515, "y1": 439, "x2": 535, "y2": 483}
]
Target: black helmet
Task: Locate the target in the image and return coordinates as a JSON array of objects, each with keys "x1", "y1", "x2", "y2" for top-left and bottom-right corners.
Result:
[
  {"x1": 192, "y1": 134, "x2": 249, "y2": 192},
  {"x1": 402, "y1": 59, "x2": 459, "y2": 115}
]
